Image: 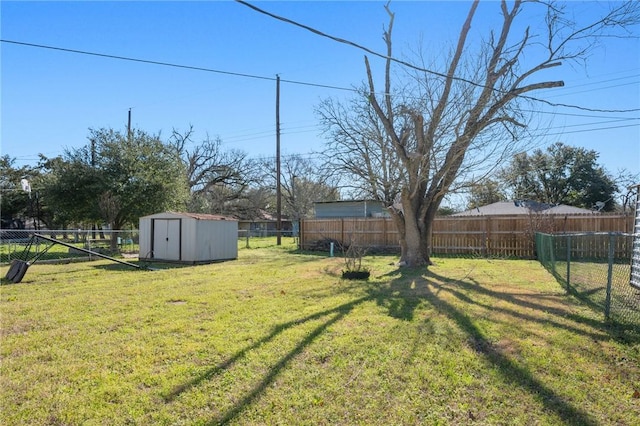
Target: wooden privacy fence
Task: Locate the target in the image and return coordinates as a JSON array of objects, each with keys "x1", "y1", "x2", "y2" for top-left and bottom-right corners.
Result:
[{"x1": 300, "y1": 214, "x2": 634, "y2": 259}]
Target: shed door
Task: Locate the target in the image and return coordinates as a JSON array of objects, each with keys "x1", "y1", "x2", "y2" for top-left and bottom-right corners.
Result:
[{"x1": 153, "y1": 219, "x2": 181, "y2": 260}]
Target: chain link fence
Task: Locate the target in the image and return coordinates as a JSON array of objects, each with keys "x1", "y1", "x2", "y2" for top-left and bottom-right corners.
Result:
[
  {"x1": 1, "y1": 229, "x2": 139, "y2": 264},
  {"x1": 536, "y1": 232, "x2": 639, "y2": 330},
  {"x1": 1, "y1": 229, "x2": 299, "y2": 264}
]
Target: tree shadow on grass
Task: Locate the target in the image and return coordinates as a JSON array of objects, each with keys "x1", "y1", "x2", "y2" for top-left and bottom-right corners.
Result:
[
  {"x1": 163, "y1": 262, "x2": 629, "y2": 425},
  {"x1": 164, "y1": 295, "x2": 372, "y2": 425},
  {"x1": 527, "y1": 268, "x2": 639, "y2": 342},
  {"x1": 371, "y1": 267, "x2": 623, "y2": 426}
]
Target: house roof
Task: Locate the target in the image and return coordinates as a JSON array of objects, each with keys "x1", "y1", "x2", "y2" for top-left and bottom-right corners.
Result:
[
  {"x1": 452, "y1": 201, "x2": 595, "y2": 216},
  {"x1": 545, "y1": 205, "x2": 597, "y2": 215}
]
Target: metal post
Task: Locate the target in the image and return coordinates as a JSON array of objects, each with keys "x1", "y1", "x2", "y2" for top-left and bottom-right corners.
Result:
[
  {"x1": 566, "y1": 234, "x2": 571, "y2": 292},
  {"x1": 550, "y1": 234, "x2": 556, "y2": 270},
  {"x1": 605, "y1": 232, "x2": 615, "y2": 321},
  {"x1": 275, "y1": 75, "x2": 282, "y2": 246}
]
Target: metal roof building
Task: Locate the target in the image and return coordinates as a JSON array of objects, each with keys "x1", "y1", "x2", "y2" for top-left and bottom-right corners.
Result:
[{"x1": 139, "y1": 212, "x2": 238, "y2": 264}]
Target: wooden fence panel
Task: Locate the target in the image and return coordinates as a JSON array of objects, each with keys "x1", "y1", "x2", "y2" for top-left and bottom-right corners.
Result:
[{"x1": 300, "y1": 214, "x2": 633, "y2": 258}]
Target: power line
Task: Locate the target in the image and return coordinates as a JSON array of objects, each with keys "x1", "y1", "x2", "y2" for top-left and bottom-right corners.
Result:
[
  {"x1": 529, "y1": 122, "x2": 639, "y2": 138},
  {"x1": 1, "y1": 39, "x2": 275, "y2": 82},
  {"x1": 546, "y1": 80, "x2": 640, "y2": 98},
  {"x1": 543, "y1": 118, "x2": 640, "y2": 131},
  {"x1": 554, "y1": 73, "x2": 639, "y2": 91},
  {"x1": 522, "y1": 109, "x2": 638, "y2": 120},
  {"x1": 233, "y1": 1, "x2": 471, "y2": 82},
  {"x1": 2, "y1": 37, "x2": 638, "y2": 114},
  {"x1": 192, "y1": 120, "x2": 640, "y2": 147},
  {"x1": 0, "y1": 39, "x2": 353, "y2": 93},
  {"x1": 234, "y1": 0, "x2": 640, "y2": 114},
  {"x1": 7, "y1": 119, "x2": 637, "y2": 166},
  {"x1": 553, "y1": 68, "x2": 640, "y2": 89}
]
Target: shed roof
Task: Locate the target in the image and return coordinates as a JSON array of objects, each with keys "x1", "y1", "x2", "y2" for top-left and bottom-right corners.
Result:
[{"x1": 142, "y1": 211, "x2": 237, "y2": 221}]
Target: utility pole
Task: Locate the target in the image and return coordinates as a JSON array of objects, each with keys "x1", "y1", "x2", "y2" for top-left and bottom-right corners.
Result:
[
  {"x1": 291, "y1": 175, "x2": 296, "y2": 213},
  {"x1": 276, "y1": 75, "x2": 282, "y2": 246},
  {"x1": 90, "y1": 138, "x2": 96, "y2": 167},
  {"x1": 127, "y1": 108, "x2": 132, "y2": 140},
  {"x1": 292, "y1": 175, "x2": 298, "y2": 245},
  {"x1": 90, "y1": 137, "x2": 97, "y2": 239}
]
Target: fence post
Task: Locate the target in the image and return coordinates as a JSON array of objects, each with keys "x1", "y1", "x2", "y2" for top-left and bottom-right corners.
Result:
[
  {"x1": 299, "y1": 220, "x2": 303, "y2": 249},
  {"x1": 566, "y1": 234, "x2": 571, "y2": 292},
  {"x1": 383, "y1": 218, "x2": 387, "y2": 247},
  {"x1": 605, "y1": 232, "x2": 615, "y2": 321},
  {"x1": 485, "y1": 216, "x2": 491, "y2": 257}
]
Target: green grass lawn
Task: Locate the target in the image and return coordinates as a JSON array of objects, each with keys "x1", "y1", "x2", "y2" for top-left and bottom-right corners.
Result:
[{"x1": 1, "y1": 240, "x2": 639, "y2": 425}]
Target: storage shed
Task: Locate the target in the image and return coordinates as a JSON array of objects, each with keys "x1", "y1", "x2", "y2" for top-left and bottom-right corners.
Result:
[{"x1": 139, "y1": 212, "x2": 238, "y2": 263}]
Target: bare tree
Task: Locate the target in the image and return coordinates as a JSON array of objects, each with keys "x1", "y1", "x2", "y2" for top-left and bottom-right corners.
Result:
[
  {"x1": 319, "y1": 0, "x2": 639, "y2": 266},
  {"x1": 615, "y1": 169, "x2": 640, "y2": 213},
  {"x1": 259, "y1": 154, "x2": 340, "y2": 220},
  {"x1": 170, "y1": 126, "x2": 259, "y2": 215}
]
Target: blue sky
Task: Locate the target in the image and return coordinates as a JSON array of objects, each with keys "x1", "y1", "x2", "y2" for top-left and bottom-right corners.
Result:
[{"x1": 2, "y1": 1, "x2": 639, "y2": 180}]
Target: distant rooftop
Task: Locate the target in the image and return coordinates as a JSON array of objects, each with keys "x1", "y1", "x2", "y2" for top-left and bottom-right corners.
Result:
[{"x1": 452, "y1": 201, "x2": 595, "y2": 216}]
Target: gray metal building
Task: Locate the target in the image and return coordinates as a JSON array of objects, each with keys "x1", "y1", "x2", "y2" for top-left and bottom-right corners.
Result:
[
  {"x1": 139, "y1": 212, "x2": 238, "y2": 263},
  {"x1": 314, "y1": 200, "x2": 390, "y2": 218}
]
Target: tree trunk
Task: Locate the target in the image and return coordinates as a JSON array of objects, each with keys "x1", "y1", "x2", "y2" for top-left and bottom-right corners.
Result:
[
  {"x1": 395, "y1": 195, "x2": 431, "y2": 267},
  {"x1": 389, "y1": 211, "x2": 408, "y2": 262},
  {"x1": 402, "y1": 218, "x2": 429, "y2": 266},
  {"x1": 110, "y1": 220, "x2": 125, "y2": 253}
]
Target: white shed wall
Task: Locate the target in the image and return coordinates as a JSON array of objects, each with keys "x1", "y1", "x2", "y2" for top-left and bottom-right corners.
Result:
[
  {"x1": 139, "y1": 216, "x2": 152, "y2": 259},
  {"x1": 180, "y1": 217, "x2": 197, "y2": 261},
  {"x1": 139, "y1": 212, "x2": 237, "y2": 263},
  {"x1": 193, "y1": 219, "x2": 238, "y2": 261}
]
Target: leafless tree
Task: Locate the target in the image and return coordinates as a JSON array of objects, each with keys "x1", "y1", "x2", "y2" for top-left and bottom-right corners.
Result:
[
  {"x1": 318, "y1": 0, "x2": 639, "y2": 266},
  {"x1": 615, "y1": 169, "x2": 640, "y2": 213},
  {"x1": 170, "y1": 126, "x2": 260, "y2": 215},
  {"x1": 170, "y1": 126, "x2": 254, "y2": 196},
  {"x1": 259, "y1": 154, "x2": 340, "y2": 220}
]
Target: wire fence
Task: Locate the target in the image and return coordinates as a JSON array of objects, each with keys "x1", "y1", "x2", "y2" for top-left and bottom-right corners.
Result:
[
  {"x1": 1, "y1": 229, "x2": 300, "y2": 264},
  {"x1": 536, "y1": 232, "x2": 639, "y2": 331},
  {"x1": 0, "y1": 229, "x2": 140, "y2": 264}
]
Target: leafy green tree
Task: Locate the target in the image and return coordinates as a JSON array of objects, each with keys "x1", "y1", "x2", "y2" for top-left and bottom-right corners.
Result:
[
  {"x1": 436, "y1": 206, "x2": 458, "y2": 217},
  {"x1": 467, "y1": 179, "x2": 507, "y2": 210},
  {"x1": 41, "y1": 128, "x2": 189, "y2": 234},
  {"x1": 39, "y1": 153, "x2": 102, "y2": 229},
  {"x1": 500, "y1": 143, "x2": 617, "y2": 211},
  {"x1": 0, "y1": 155, "x2": 36, "y2": 228}
]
